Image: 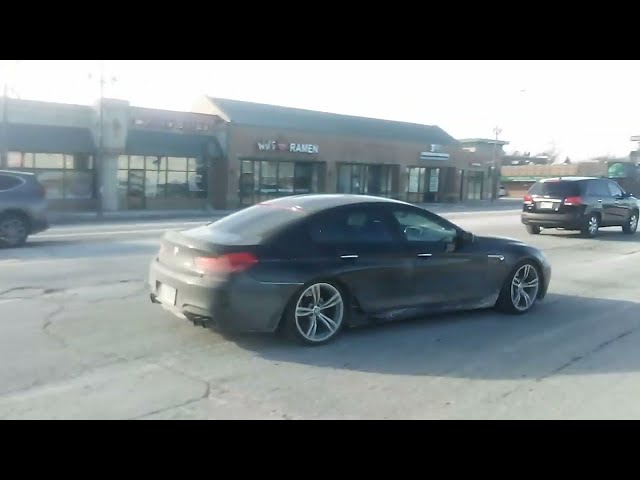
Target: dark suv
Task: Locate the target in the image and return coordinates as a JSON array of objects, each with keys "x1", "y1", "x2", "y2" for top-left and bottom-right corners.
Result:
[
  {"x1": 521, "y1": 176, "x2": 638, "y2": 238},
  {"x1": 0, "y1": 170, "x2": 49, "y2": 247}
]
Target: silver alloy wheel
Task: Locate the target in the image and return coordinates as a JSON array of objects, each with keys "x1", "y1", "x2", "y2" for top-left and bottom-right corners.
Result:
[
  {"x1": 588, "y1": 215, "x2": 599, "y2": 235},
  {"x1": 0, "y1": 218, "x2": 27, "y2": 247},
  {"x1": 630, "y1": 214, "x2": 638, "y2": 232},
  {"x1": 294, "y1": 283, "x2": 344, "y2": 343},
  {"x1": 510, "y1": 264, "x2": 540, "y2": 312}
]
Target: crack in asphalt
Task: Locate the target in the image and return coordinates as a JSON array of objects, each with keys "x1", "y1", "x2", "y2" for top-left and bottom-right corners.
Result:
[
  {"x1": 499, "y1": 324, "x2": 640, "y2": 401},
  {"x1": 41, "y1": 304, "x2": 68, "y2": 347}
]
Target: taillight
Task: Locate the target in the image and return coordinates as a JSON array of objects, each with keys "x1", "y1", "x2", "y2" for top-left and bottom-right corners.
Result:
[
  {"x1": 37, "y1": 184, "x2": 46, "y2": 198},
  {"x1": 564, "y1": 196, "x2": 583, "y2": 206},
  {"x1": 523, "y1": 195, "x2": 533, "y2": 205},
  {"x1": 194, "y1": 252, "x2": 258, "y2": 274}
]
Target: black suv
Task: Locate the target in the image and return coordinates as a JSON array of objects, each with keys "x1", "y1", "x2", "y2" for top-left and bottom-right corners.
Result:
[
  {"x1": 0, "y1": 170, "x2": 49, "y2": 247},
  {"x1": 521, "y1": 176, "x2": 638, "y2": 237}
]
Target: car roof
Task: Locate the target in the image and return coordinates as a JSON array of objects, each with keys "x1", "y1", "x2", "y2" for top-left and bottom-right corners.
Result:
[
  {"x1": 257, "y1": 194, "x2": 411, "y2": 213},
  {"x1": 0, "y1": 169, "x2": 35, "y2": 178},
  {"x1": 538, "y1": 176, "x2": 598, "y2": 182}
]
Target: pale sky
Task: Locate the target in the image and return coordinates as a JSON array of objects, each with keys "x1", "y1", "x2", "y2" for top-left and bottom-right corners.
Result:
[{"x1": 2, "y1": 60, "x2": 639, "y2": 161}]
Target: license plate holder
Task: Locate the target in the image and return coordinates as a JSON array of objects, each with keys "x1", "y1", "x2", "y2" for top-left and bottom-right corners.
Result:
[
  {"x1": 539, "y1": 201, "x2": 554, "y2": 210},
  {"x1": 157, "y1": 283, "x2": 177, "y2": 306}
]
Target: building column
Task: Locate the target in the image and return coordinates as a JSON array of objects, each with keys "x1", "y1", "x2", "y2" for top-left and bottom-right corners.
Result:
[{"x1": 98, "y1": 153, "x2": 119, "y2": 212}]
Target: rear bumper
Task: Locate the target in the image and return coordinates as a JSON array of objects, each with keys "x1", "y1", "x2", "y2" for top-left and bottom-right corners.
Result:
[
  {"x1": 521, "y1": 211, "x2": 582, "y2": 229},
  {"x1": 147, "y1": 258, "x2": 300, "y2": 333}
]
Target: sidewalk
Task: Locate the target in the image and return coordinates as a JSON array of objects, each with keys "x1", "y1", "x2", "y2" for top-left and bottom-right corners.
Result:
[{"x1": 48, "y1": 198, "x2": 521, "y2": 226}]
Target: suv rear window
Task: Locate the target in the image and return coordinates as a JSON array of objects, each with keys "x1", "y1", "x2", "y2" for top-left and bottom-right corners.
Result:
[
  {"x1": 529, "y1": 180, "x2": 582, "y2": 197},
  {"x1": 0, "y1": 174, "x2": 23, "y2": 191}
]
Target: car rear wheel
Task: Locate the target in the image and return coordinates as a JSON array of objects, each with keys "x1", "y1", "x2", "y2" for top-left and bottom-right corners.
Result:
[
  {"x1": 283, "y1": 281, "x2": 346, "y2": 345},
  {"x1": 526, "y1": 225, "x2": 541, "y2": 235},
  {"x1": 581, "y1": 213, "x2": 600, "y2": 238},
  {"x1": 622, "y1": 211, "x2": 638, "y2": 234},
  {"x1": 496, "y1": 261, "x2": 541, "y2": 315},
  {"x1": 0, "y1": 214, "x2": 29, "y2": 248}
]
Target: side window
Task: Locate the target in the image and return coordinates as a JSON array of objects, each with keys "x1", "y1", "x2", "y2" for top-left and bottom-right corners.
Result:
[
  {"x1": 607, "y1": 181, "x2": 624, "y2": 197},
  {"x1": 0, "y1": 174, "x2": 23, "y2": 191},
  {"x1": 308, "y1": 208, "x2": 395, "y2": 245},
  {"x1": 391, "y1": 209, "x2": 457, "y2": 243},
  {"x1": 593, "y1": 180, "x2": 610, "y2": 197}
]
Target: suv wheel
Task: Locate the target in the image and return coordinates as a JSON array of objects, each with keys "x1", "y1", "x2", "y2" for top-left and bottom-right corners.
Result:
[
  {"x1": 581, "y1": 214, "x2": 600, "y2": 238},
  {"x1": 622, "y1": 211, "x2": 638, "y2": 234},
  {"x1": 526, "y1": 225, "x2": 541, "y2": 235},
  {"x1": 0, "y1": 214, "x2": 29, "y2": 248}
]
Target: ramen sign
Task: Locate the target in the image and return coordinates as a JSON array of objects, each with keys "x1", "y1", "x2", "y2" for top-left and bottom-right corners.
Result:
[{"x1": 257, "y1": 140, "x2": 319, "y2": 154}]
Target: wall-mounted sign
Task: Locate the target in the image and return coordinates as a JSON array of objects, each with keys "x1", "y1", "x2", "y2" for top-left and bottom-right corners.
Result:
[
  {"x1": 257, "y1": 140, "x2": 319, "y2": 154},
  {"x1": 130, "y1": 110, "x2": 219, "y2": 134},
  {"x1": 420, "y1": 144, "x2": 449, "y2": 161}
]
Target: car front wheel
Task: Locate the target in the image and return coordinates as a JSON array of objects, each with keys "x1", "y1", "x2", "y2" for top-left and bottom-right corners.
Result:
[
  {"x1": 496, "y1": 262, "x2": 541, "y2": 314},
  {"x1": 622, "y1": 211, "x2": 638, "y2": 234},
  {"x1": 283, "y1": 281, "x2": 347, "y2": 345}
]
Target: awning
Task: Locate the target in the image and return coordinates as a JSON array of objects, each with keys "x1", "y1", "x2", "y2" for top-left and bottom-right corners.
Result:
[
  {"x1": 125, "y1": 130, "x2": 223, "y2": 158},
  {"x1": 6, "y1": 123, "x2": 95, "y2": 153}
]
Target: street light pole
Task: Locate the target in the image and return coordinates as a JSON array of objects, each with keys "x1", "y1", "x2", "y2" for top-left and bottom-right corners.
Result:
[
  {"x1": 96, "y1": 61, "x2": 105, "y2": 219},
  {"x1": 490, "y1": 125, "x2": 502, "y2": 201}
]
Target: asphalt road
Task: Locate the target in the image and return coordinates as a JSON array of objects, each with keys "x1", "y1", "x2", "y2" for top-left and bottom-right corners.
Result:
[{"x1": 1, "y1": 209, "x2": 640, "y2": 419}]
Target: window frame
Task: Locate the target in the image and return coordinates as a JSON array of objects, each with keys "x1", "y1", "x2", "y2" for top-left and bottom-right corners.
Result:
[
  {"x1": 606, "y1": 180, "x2": 625, "y2": 198},
  {"x1": 306, "y1": 204, "x2": 401, "y2": 247},
  {"x1": 387, "y1": 205, "x2": 462, "y2": 248}
]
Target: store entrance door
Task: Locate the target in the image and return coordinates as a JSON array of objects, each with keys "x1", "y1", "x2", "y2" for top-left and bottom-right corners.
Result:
[{"x1": 127, "y1": 170, "x2": 146, "y2": 210}]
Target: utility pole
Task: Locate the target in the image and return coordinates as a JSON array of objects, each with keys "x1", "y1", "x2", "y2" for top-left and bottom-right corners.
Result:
[
  {"x1": 490, "y1": 125, "x2": 502, "y2": 202},
  {"x1": 89, "y1": 61, "x2": 116, "y2": 218}
]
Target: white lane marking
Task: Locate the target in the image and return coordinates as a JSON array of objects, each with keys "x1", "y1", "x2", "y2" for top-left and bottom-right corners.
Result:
[{"x1": 33, "y1": 228, "x2": 179, "y2": 239}]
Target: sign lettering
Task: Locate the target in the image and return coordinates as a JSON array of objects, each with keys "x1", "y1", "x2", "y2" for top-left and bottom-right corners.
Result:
[{"x1": 257, "y1": 140, "x2": 319, "y2": 154}]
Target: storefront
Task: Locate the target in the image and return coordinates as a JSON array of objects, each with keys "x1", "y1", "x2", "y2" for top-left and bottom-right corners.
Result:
[
  {"x1": 239, "y1": 159, "x2": 324, "y2": 206},
  {"x1": 336, "y1": 163, "x2": 395, "y2": 197},
  {"x1": 2, "y1": 123, "x2": 98, "y2": 211},
  {"x1": 192, "y1": 96, "x2": 468, "y2": 208}
]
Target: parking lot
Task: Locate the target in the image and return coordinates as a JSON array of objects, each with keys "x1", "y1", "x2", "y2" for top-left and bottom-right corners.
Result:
[{"x1": 1, "y1": 209, "x2": 640, "y2": 419}]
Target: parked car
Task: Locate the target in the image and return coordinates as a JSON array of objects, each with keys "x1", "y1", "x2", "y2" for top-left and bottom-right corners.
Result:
[
  {"x1": 148, "y1": 194, "x2": 551, "y2": 345},
  {"x1": 0, "y1": 170, "x2": 49, "y2": 247},
  {"x1": 521, "y1": 176, "x2": 638, "y2": 237}
]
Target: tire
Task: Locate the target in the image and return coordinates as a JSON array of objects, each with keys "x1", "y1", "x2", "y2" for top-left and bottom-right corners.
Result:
[
  {"x1": 622, "y1": 210, "x2": 639, "y2": 234},
  {"x1": 526, "y1": 225, "x2": 541, "y2": 235},
  {"x1": 495, "y1": 261, "x2": 541, "y2": 315},
  {"x1": 580, "y1": 213, "x2": 600, "y2": 238},
  {"x1": 0, "y1": 213, "x2": 29, "y2": 248},
  {"x1": 282, "y1": 280, "x2": 347, "y2": 345}
]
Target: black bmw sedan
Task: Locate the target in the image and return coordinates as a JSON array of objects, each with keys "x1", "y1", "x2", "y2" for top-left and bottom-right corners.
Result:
[{"x1": 148, "y1": 195, "x2": 551, "y2": 345}]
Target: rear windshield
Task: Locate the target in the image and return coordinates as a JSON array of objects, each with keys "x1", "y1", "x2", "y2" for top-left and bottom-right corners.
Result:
[
  {"x1": 208, "y1": 203, "x2": 305, "y2": 238},
  {"x1": 529, "y1": 181, "x2": 582, "y2": 197}
]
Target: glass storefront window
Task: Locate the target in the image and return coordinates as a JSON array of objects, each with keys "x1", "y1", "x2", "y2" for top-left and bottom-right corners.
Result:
[
  {"x1": 406, "y1": 166, "x2": 441, "y2": 203},
  {"x1": 278, "y1": 162, "x2": 295, "y2": 193},
  {"x1": 240, "y1": 159, "x2": 323, "y2": 205},
  {"x1": 338, "y1": 163, "x2": 394, "y2": 197},
  {"x1": 7, "y1": 151, "x2": 95, "y2": 200},
  {"x1": 118, "y1": 155, "x2": 207, "y2": 208}
]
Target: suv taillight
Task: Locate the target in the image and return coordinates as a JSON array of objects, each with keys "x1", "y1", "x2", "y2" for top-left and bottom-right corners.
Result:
[
  {"x1": 37, "y1": 184, "x2": 46, "y2": 198},
  {"x1": 564, "y1": 196, "x2": 583, "y2": 206},
  {"x1": 523, "y1": 195, "x2": 533, "y2": 205},
  {"x1": 194, "y1": 252, "x2": 258, "y2": 274}
]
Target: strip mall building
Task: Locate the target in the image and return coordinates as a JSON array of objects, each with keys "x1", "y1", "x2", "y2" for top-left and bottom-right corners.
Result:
[{"x1": 0, "y1": 96, "x2": 499, "y2": 212}]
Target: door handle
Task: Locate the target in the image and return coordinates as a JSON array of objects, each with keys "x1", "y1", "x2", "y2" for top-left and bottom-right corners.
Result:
[
  {"x1": 340, "y1": 254, "x2": 358, "y2": 259},
  {"x1": 417, "y1": 253, "x2": 432, "y2": 257}
]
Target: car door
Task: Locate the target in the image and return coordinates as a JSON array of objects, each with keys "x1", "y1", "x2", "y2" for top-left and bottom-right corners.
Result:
[
  {"x1": 388, "y1": 206, "x2": 490, "y2": 307},
  {"x1": 306, "y1": 204, "x2": 415, "y2": 313},
  {"x1": 589, "y1": 179, "x2": 615, "y2": 225},
  {"x1": 606, "y1": 180, "x2": 631, "y2": 224}
]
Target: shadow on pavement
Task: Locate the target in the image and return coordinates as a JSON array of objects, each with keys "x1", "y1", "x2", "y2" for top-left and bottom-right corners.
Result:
[
  {"x1": 231, "y1": 293, "x2": 640, "y2": 380},
  {"x1": 541, "y1": 229, "x2": 640, "y2": 243}
]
